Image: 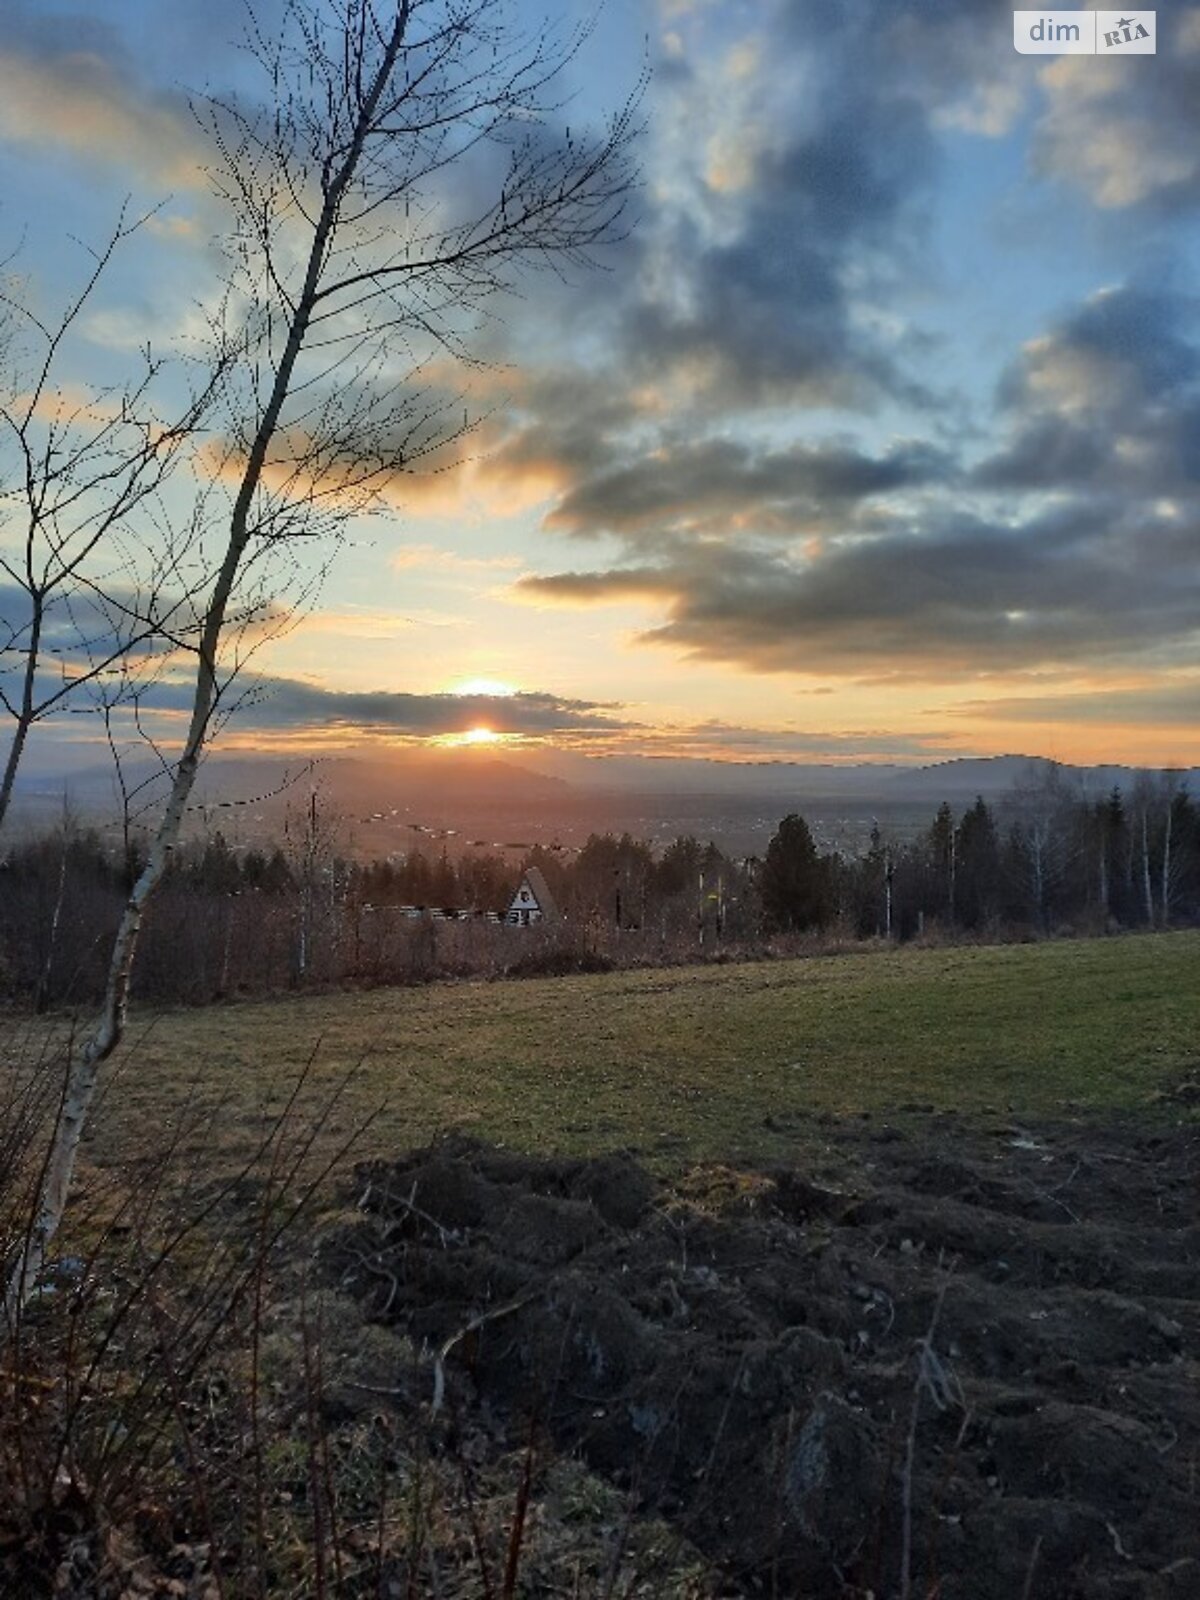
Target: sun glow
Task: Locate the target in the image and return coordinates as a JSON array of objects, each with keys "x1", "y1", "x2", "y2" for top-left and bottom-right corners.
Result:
[
  {"x1": 459, "y1": 725, "x2": 503, "y2": 745},
  {"x1": 453, "y1": 677, "x2": 517, "y2": 697}
]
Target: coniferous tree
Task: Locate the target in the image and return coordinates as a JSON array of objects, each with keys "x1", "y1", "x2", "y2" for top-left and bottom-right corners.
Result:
[
  {"x1": 955, "y1": 796, "x2": 1000, "y2": 930},
  {"x1": 761, "y1": 814, "x2": 831, "y2": 933}
]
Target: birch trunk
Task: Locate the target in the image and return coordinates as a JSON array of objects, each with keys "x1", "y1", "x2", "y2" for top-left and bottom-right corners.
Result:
[
  {"x1": 1161, "y1": 801, "x2": 1172, "y2": 928},
  {"x1": 1140, "y1": 810, "x2": 1154, "y2": 928},
  {"x1": 0, "y1": 602, "x2": 42, "y2": 835},
  {"x1": 884, "y1": 850, "x2": 893, "y2": 940}
]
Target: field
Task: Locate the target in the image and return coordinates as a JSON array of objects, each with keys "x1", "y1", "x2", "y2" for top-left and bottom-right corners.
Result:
[
  {"x1": 7, "y1": 931, "x2": 1200, "y2": 1597},
  {"x1": 68, "y1": 929, "x2": 1200, "y2": 1178}
]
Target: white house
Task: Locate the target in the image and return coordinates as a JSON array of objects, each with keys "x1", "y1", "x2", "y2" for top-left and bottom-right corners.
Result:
[{"x1": 505, "y1": 867, "x2": 560, "y2": 926}]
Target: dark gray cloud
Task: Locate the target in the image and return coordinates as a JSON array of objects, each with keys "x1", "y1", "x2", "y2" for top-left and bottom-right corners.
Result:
[
  {"x1": 519, "y1": 492, "x2": 1200, "y2": 679},
  {"x1": 519, "y1": 566, "x2": 675, "y2": 603},
  {"x1": 516, "y1": 272, "x2": 1200, "y2": 683},
  {"x1": 621, "y1": 6, "x2": 949, "y2": 410},
  {"x1": 473, "y1": 368, "x2": 640, "y2": 496},
  {"x1": 544, "y1": 436, "x2": 952, "y2": 540},
  {"x1": 978, "y1": 286, "x2": 1200, "y2": 494},
  {"x1": 625, "y1": 141, "x2": 929, "y2": 407},
  {"x1": 225, "y1": 678, "x2": 634, "y2": 738},
  {"x1": 0, "y1": 583, "x2": 172, "y2": 673}
]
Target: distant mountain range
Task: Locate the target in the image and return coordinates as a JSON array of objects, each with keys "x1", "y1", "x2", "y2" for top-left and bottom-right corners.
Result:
[
  {"x1": 14, "y1": 748, "x2": 1196, "y2": 851},
  {"x1": 15, "y1": 748, "x2": 1196, "y2": 810},
  {"x1": 879, "y1": 756, "x2": 1195, "y2": 803},
  {"x1": 521, "y1": 750, "x2": 1197, "y2": 802}
]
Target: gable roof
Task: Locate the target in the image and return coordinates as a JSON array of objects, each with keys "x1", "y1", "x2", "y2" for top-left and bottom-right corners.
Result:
[{"x1": 519, "y1": 865, "x2": 559, "y2": 920}]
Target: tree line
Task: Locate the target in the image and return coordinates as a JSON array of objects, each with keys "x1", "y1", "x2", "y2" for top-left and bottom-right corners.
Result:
[
  {"x1": 3, "y1": 773, "x2": 1195, "y2": 1010},
  {"x1": 0, "y1": 819, "x2": 753, "y2": 1007},
  {"x1": 760, "y1": 777, "x2": 1198, "y2": 939}
]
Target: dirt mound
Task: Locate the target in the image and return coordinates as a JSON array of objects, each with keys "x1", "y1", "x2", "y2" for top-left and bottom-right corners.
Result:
[{"x1": 330, "y1": 1119, "x2": 1200, "y2": 1598}]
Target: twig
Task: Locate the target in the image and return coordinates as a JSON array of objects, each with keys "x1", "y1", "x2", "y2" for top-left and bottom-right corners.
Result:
[
  {"x1": 1020, "y1": 1534, "x2": 1043, "y2": 1600},
  {"x1": 1106, "y1": 1521, "x2": 1133, "y2": 1562},
  {"x1": 501, "y1": 1421, "x2": 537, "y2": 1599},
  {"x1": 431, "y1": 1291, "x2": 539, "y2": 1416}
]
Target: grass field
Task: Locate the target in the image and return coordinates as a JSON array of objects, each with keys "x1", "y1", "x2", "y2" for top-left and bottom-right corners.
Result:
[
  {"x1": 6, "y1": 929, "x2": 1200, "y2": 1593},
  {"x1": 50, "y1": 929, "x2": 1199, "y2": 1181}
]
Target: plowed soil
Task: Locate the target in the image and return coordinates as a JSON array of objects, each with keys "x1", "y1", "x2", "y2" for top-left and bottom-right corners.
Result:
[{"x1": 332, "y1": 1110, "x2": 1200, "y2": 1598}]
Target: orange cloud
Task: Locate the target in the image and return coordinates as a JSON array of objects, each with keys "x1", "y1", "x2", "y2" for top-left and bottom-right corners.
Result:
[
  {"x1": 0, "y1": 48, "x2": 204, "y2": 190},
  {"x1": 508, "y1": 569, "x2": 678, "y2": 608},
  {"x1": 198, "y1": 403, "x2": 585, "y2": 527}
]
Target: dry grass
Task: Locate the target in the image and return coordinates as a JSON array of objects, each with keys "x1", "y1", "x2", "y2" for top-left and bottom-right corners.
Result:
[{"x1": 27, "y1": 929, "x2": 1196, "y2": 1187}]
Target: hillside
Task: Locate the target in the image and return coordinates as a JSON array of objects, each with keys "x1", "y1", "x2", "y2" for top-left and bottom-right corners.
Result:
[{"x1": 70, "y1": 930, "x2": 1200, "y2": 1177}]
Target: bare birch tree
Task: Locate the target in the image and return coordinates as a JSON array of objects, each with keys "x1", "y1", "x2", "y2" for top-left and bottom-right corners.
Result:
[
  {"x1": 1132, "y1": 769, "x2": 1190, "y2": 929},
  {"x1": 4, "y1": 0, "x2": 641, "y2": 1315}
]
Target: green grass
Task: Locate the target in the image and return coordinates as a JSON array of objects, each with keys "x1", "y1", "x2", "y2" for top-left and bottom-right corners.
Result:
[{"x1": 74, "y1": 930, "x2": 1200, "y2": 1178}]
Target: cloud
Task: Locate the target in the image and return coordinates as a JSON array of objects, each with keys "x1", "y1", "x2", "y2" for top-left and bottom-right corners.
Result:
[
  {"x1": 631, "y1": 717, "x2": 958, "y2": 760},
  {"x1": 952, "y1": 680, "x2": 1200, "y2": 727},
  {"x1": 223, "y1": 678, "x2": 635, "y2": 739},
  {"x1": 511, "y1": 279, "x2": 1200, "y2": 685},
  {"x1": 622, "y1": 34, "x2": 941, "y2": 410},
  {"x1": 197, "y1": 680, "x2": 959, "y2": 760},
  {"x1": 1034, "y1": 14, "x2": 1200, "y2": 211},
  {"x1": 977, "y1": 285, "x2": 1200, "y2": 494},
  {"x1": 935, "y1": 77, "x2": 1025, "y2": 139},
  {"x1": 516, "y1": 491, "x2": 1200, "y2": 680},
  {"x1": 0, "y1": 581, "x2": 179, "y2": 673},
  {"x1": 543, "y1": 436, "x2": 953, "y2": 541},
  {"x1": 0, "y1": 37, "x2": 204, "y2": 190},
  {"x1": 514, "y1": 568, "x2": 677, "y2": 607}
]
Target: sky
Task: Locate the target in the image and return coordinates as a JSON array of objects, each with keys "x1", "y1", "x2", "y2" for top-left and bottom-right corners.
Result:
[{"x1": 3, "y1": 0, "x2": 1200, "y2": 779}]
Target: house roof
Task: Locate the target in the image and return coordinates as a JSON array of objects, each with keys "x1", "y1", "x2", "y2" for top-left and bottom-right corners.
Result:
[{"x1": 517, "y1": 865, "x2": 559, "y2": 920}]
